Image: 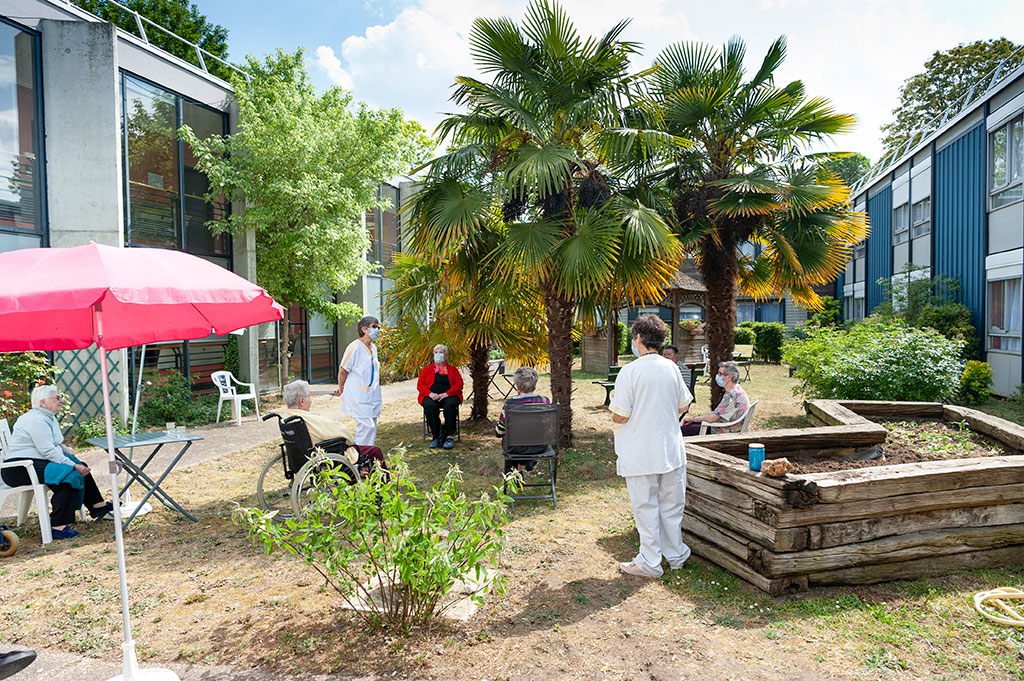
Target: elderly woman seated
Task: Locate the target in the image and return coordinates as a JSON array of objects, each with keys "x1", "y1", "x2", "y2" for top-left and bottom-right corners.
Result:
[
  {"x1": 416, "y1": 344, "x2": 463, "y2": 450},
  {"x1": 279, "y1": 380, "x2": 387, "y2": 476},
  {"x1": 680, "y1": 361, "x2": 750, "y2": 436},
  {"x1": 1, "y1": 385, "x2": 115, "y2": 539},
  {"x1": 494, "y1": 367, "x2": 551, "y2": 473}
]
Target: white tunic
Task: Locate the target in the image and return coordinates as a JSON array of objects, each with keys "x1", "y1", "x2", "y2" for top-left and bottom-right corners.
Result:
[
  {"x1": 340, "y1": 339, "x2": 382, "y2": 419},
  {"x1": 609, "y1": 354, "x2": 692, "y2": 477}
]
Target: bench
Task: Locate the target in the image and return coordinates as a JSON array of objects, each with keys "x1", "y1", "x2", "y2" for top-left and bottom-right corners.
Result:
[{"x1": 593, "y1": 365, "x2": 622, "y2": 407}]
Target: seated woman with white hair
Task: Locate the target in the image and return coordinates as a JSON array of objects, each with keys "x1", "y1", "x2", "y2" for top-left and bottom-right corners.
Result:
[
  {"x1": 1, "y1": 385, "x2": 115, "y2": 539},
  {"x1": 416, "y1": 344, "x2": 463, "y2": 450},
  {"x1": 278, "y1": 380, "x2": 387, "y2": 476}
]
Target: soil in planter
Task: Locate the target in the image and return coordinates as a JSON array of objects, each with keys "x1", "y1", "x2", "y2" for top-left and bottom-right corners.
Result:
[{"x1": 783, "y1": 418, "x2": 1018, "y2": 474}]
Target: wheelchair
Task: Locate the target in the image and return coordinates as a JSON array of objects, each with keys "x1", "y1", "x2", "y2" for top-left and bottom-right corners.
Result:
[{"x1": 258, "y1": 413, "x2": 363, "y2": 519}]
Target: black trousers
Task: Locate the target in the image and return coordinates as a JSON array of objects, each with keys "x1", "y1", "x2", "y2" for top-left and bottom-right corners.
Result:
[
  {"x1": 422, "y1": 396, "x2": 460, "y2": 441},
  {"x1": 1, "y1": 459, "x2": 104, "y2": 527}
]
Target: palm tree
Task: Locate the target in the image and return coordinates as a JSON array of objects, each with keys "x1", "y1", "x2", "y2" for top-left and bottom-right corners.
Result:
[
  {"x1": 647, "y1": 36, "x2": 868, "y2": 405},
  {"x1": 419, "y1": 0, "x2": 684, "y2": 445},
  {"x1": 385, "y1": 168, "x2": 548, "y2": 421}
]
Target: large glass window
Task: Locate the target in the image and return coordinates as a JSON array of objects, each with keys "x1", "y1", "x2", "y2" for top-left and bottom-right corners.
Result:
[
  {"x1": 736, "y1": 301, "x2": 755, "y2": 324},
  {"x1": 892, "y1": 203, "x2": 909, "y2": 244},
  {"x1": 381, "y1": 184, "x2": 399, "y2": 267},
  {"x1": 988, "y1": 278, "x2": 1022, "y2": 352},
  {"x1": 0, "y1": 19, "x2": 43, "y2": 251},
  {"x1": 122, "y1": 73, "x2": 229, "y2": 256},
  {"x1": 911, "y1": 197, "x2": 930, "y2": 238},
  {"x1": 991, "y1": 115, "x2": 1024, "y2": 209}
]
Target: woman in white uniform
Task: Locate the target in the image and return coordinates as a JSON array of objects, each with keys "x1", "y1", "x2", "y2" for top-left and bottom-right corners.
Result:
[{"x1": 333, "y1": 316, "x2": 383, "y2": 446}]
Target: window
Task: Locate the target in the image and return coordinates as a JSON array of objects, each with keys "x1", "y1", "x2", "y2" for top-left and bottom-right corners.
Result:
[
  {"x1": 855, "y1": 296, "x2": 865, "y2": 321},
  {"x1": 853, "y1": 240, "x2": 866, "y2": 259},
  {"x1": 843, "y1": 295, "x2": 854, "y2": 320},
  {"x1": 892, "y1": 203, "x2": 909, "y2": 244},
  {"x1": 678, "y1": 304, "x2": 704, "y2": 322},
  {"x1": 991, "y1": 115, "x2": 1024, "y2": 209},
  {"x1": 0, "y1": 19, "x2": 44, "y2": 252},
  {"x1": 911, "y1": 197, "x2": 930, "y2": 238},
  {"x1": 122, "y1": 74, "x2": 229, "y2": 256},
  {"x1": 736, "y1": 301, "x2": 755, "y2": 324},
  {"x1": 988, "y1": 278, "x2": 1022, "y2": 352}
]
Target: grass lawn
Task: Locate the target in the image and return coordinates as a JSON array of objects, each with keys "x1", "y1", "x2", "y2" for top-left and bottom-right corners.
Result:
[{"x1": 0, "y1": 362, "x2": 1021, "y2": 680}]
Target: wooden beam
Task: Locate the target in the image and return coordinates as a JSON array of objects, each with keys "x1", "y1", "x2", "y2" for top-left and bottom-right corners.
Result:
[
  {"x1": 805, "y1": 545, "x2": 1024, "y2": 586},
  {"x1": 836, "y1": 400, "x2": 945, "y2": 418},
  {"x1": 684, "y1": 533, "x2": 808, "y2": 595},
  {"x1": 803, "y1": 399, "x2": 871, "y2": 426},
  {"x1": 686, "y1": 424, "x2": 888, "y2": 457},
  {"x1": 685, "y1": 490, "x2": 808, "y2": 552},
  {"x1": 943, "y1": 405, "x2": 1024, "y2": 451}
]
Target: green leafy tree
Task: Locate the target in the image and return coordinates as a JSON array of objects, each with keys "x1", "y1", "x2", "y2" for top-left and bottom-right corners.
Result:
[
  {"x1": 73, "y1": 0, "x2": 234, "y2": 80},
  {"x1": 181, "y1": 49, "x2": 432, "y2": 380},
  {"x1": 647, "y1": 36, "x2": 867, "y2": 404},
  {"x1": 880, "y1": 38, "x2": 1024, "y2": 154},
  {"x1": 820, "y1": 153, "x2": 871, "y2": 187},
  {"x1": 421, "y1": 1, "x2": 685, "y2": 445}
]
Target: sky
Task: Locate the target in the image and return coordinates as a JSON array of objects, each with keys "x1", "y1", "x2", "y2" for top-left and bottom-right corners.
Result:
[{"x1": 200, "y1": 0, "x2": 1024, "y2": 164}]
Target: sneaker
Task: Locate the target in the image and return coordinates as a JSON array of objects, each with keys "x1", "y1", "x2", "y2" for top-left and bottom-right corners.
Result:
[
  {"x1": 52, "y1": 527, "x2": 80, "y2": 540},
  {"x1": 428, "y1": 439, "x2": 440, "y2": 449},
  {"x1": 89, "y1": 502, "x2": 114, "y2": 520},
  {"x1": 667, "y1": 546, "x2": 692, "y2": 570},
  {"x1": 618, "y1": 561, "x2": 658, "y2": 578},
  {"x1": 442, "y1": 437, "x2": 455, "y2": 450},
  {"x1": 0, "y1": 649, "x2": 37, "y2": 678}
]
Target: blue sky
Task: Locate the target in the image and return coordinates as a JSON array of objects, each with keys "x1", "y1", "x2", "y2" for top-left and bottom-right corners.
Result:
[{"x1": 201, "y1": 0, "x2": 1024, "y2": 163}]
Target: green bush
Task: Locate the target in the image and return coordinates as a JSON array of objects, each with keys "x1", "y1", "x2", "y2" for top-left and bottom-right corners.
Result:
[
  {"x1": 782, "y1": 319, "x2": 964, "y2": 401},
  {"x1": 235, "y1": 450, "x2": 516, "y2": 631},
  {"x1": 223, "y1": 335, "x2": 240, "y2": 377},
  {"x1": 740, "y1": 321, "x2": 786, "y2": 363},
  {"x1": 617, "y1": 321, "x2": 630, "y2": 355},
  {"x1": 916, "y1": 302, "x2": 977, "y2": 358},
  {"x1": 809, "y1": 296, "x2": 842, "y2": 327},
  {"x1": 958, "y1": 360, "x2": 992, "y2": 405},
  {"x1": 0, "y1": 352, "x2": 63, "y2": 423},
  {"x1": 74, "y1": 414, "x2": 130, "y2": 447},
  {"x1": 137, "y1": 370, "x2": 249, "y2": 428},
  {"x1": 733, "y1": 326, "x2": 756, "y2": 346}
]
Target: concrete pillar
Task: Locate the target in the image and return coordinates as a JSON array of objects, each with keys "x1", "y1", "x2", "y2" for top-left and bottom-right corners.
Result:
[{"x1": 40, "y1": 20, "x2": 128, "y2": 426}]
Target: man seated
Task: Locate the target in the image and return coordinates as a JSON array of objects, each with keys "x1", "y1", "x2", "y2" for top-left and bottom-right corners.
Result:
[
  {"x1": 662, "y1": 345, "x2": 693, "y2": 399},
  {"x1": 279, "y1": 380, "x2": 387, "y2": 476},
  {"x1": 494, "y1": 367, "x2": 551, "y2": 474},
  {"x1": 681, "y1": 361, "x2": 750, "y2": 435}
]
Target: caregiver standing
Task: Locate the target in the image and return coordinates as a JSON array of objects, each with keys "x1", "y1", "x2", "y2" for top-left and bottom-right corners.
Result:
[{"x1": 333, "y1": 316, "x2": 383, "y2": 446}]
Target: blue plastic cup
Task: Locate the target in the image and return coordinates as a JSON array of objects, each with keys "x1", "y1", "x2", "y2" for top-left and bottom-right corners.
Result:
[{"x1": 748, "y1": 443, "x2": 765, "y2": 471}]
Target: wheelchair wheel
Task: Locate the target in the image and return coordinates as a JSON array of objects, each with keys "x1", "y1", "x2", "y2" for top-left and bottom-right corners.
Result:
[
  {"x1": 0, "y1": 528, "x2": 19, "y2": 557},
  {"x1": 256, "y1": 452, "x2": 295, "y2": 520},
  {"x1": 290, "y1": 453, "x2": 361, "y2": 518}
]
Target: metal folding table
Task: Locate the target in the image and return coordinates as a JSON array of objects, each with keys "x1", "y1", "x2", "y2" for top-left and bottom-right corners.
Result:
[{"x1": 86, "y1": 430, "x2": 203, "y2": 530}]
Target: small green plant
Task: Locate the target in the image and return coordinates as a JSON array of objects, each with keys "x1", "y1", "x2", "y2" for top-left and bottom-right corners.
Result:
[
  {"x1": 74, "y1": 414, "x2": 130, "y2": 447},
  {"x1": 782, "y1": 318, "x2": 964, "y2": 401},
  {"x1": 740, "y1": 321, "x2": 786, "y2": 363},
  {"x1": 235, "y1": 450, "x2": 519, "y2": 631},
  {"x1": 733, "y1": 326, "x2": 756, "y2": 346},
  {"x1": 958, "y1": 360, "x2": 992, "y2": 405}
]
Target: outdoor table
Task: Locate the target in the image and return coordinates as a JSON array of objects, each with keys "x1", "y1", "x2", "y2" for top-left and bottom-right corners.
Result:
[{"x1": 85, "y1": 430, "x2": 204, "y2": 530}]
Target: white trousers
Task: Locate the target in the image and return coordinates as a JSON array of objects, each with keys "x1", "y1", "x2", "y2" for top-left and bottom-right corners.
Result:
[
  {"x1": 353, "y1": 416, "x2": 378, "y2": 446},
  {"x1": 624, "y1": 466, "x2": 689, "y2": 578}
]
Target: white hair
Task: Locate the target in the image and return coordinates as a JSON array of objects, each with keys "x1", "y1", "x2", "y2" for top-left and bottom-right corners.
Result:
[
  {"x1": 720, "y1": 361, "x2": 741, "y2": 383},
  {"x1": 513, "y1": 366, "x2": 539, "y2": 393},
  {"x1": 282, "y1": 380, "x2": 311, "y2": 408},
  {"x1": 31, "y1": 384, "x2": 59, "y2": 408},
  {"x1": 433, "y1": 344, "x2": 448, "y2": 357}
]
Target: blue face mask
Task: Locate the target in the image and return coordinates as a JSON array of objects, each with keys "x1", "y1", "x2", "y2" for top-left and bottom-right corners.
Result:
[
  {"x1": 367, "y1": 327, "x2": 379, "y2": 340},
  {"x1": 715, "y1": 374, "x2": 726, "y2": 388},
  {"x1": 434, "y1": 352, "x2": 445, "y2": 364},
  {"x1": 631, "y1": 340, "x2": 639, "y2": 358}
]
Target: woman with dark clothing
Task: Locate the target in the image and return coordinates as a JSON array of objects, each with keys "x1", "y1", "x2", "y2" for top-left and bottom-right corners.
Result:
[
  {"x1": 1, "y1": 385, "x2": 115, "y2": 539},
  {"x1": 416, "y1": 344, "x2": 463, "y2": 449}
]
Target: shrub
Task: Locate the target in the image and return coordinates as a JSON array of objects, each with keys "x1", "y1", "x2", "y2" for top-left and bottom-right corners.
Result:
[
  {"x1": 782, "y1": 319, "x2": 964, "y2": 402},
  {"x1": 74, "y1": 414, "x2": 130, "y2": 447},
  {"x1": 617, "y1": 321, "x2": 630, "y2": 355},
  {"x1": 137, "y1": 370, "x2": 248, "y2": 428},
  {"x1": 740, "y1": 321, "x2": 786, "y2": 363},
  {"x1": 235, "y1": 451, "x2": 516, "y2": 631},
  {"x1": 223, "y1": 335, "x2": 240, "y2": 377},
  {"x1": 0, "y1": 352, "x2": 62, "y2": 423},
  {"x1": 958, "y1": 360, "x2": 992, "y2": 405},
  {"x1": 733, "y1": 326, "x2": 756, "y2": 346},
  {"x1": 916, "y1": 302, "x2": 977, "y2": 358},
  {"x1": 809, "y1": 296, "x2": 842, "y2": 327}
]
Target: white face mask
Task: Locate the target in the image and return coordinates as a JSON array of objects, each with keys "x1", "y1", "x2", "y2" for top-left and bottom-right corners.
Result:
[
  {"x1": 434, "y1": 352, "x2": 445, "y2": 364},
  {"x1": 366, "y1": 327, "x2": 379, "y2": 340}
]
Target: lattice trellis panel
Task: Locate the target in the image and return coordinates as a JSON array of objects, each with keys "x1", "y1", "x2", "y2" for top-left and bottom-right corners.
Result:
[{"x1": 54, "y1": 348, "x2": 128, "y2": 430}]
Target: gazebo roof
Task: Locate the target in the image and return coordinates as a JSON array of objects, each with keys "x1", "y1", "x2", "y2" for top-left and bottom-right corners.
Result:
[{"x1": 664, "y1": 271, "x2": 706, "y2": 293}]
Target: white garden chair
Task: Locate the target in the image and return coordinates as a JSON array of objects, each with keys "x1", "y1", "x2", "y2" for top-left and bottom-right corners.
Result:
[
  {"x1": 211, "y1": 371, "x2": 260, "y2": 426},
  {"x1": 0, "y1": 418, "x2": 54, "y2": 544},
  {"x1": 699, "y1": 399, "x2": 759, "y2": 435}
]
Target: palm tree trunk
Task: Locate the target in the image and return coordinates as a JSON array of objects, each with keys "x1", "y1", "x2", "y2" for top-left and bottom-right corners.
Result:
[
  {"x1": 468, "y1": 341, "x2": 490, "y2": 421},
  {"x1": 544, "y1": 287, "x2": 574, "y2": 448},
  {"x1": 700, "y1": 239, "x2": 738, "y2": 408}
]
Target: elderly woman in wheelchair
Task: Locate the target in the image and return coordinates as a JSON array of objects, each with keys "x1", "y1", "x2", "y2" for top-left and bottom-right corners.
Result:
[{"x1": 257, "y1": 380, "x2": 387, "y2": 518}]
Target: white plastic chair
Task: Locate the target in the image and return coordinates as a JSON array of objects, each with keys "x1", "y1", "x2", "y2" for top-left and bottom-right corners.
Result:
[
  {"x1": 211, "y1": 371, "x2": 260, "y2": 426},
  {"x1": 699, "y1": 399, "x2": 759, "y2": 435},
  {"x1": 0, "y1": 418, "x2": 53, "y2": 544}
]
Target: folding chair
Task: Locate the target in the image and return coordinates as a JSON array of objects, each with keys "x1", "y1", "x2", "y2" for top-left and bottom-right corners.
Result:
[
  {"x1": 501, "y1": 403, "x2": 560, "y2": 509},
  {"x1": 421, "y1": 410, "x2": 461, "y2": 442}
]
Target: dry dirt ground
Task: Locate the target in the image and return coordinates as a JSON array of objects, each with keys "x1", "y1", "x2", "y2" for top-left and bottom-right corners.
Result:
[{"x1": 1, "y1": 363, "x2": 1022, "y2": 680}]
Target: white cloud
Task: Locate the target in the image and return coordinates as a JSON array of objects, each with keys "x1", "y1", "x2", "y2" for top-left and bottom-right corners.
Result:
[{"x1": 314, "y1": 45, "x2": 353, "y2": 91}]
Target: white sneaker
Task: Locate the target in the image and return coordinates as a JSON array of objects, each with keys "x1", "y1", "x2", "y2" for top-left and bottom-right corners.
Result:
[
  {"x1": 667, "y1": 545, "x2": 692, "y2": 570},
  {"x1": 618, "y1": 561, "x2": 659, "y2": 578}
]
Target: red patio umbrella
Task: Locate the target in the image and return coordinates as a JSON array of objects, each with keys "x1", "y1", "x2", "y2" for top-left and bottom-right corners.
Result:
[{"x1": 0, "y1": 243, "x2": 284, "y2": 681}]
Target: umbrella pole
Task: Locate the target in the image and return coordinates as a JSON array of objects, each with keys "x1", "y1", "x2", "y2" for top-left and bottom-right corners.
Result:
[{"x1": 95, "y1": 310, "x2": 180, "y2": 681}]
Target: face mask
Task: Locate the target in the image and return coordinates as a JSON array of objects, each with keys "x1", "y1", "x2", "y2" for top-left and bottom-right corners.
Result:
[
  {"x1": 715, "y1": 375, "x2": 726, "y2": 388},
  {"x1": 367, "y1": 327, "x2": 379, "y2": 340},
  {"x1": 631, "y1": 340, "x2": 639, "y2": 358},
  {"x1": 434, "y1": 352, "x2": 445, "y2": 363}
]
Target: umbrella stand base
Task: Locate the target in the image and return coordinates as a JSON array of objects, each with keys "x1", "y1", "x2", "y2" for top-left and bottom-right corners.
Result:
[
  {"x1": 107, "y1": 643, "x2": 180, "y2": 681},
  {"x1": 118, "y1": 500, "x2": 152, "y2": 519}
]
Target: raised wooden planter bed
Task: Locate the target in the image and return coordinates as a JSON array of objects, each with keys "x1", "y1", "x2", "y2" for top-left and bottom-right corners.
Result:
[{"x1": 682, "y1": 400, "x2": 1024, "y2": 595}]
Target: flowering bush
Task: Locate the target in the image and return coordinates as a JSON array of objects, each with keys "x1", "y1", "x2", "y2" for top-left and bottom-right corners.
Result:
[
  {"x1": 782, "y1": 319, "x2": 964, "y2": 401},
  {"x1": 0, "y1": 352, "x2": 62, "y2": 423}
]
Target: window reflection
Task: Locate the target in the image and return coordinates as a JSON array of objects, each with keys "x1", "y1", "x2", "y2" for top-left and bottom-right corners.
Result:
[{"x1": 0, "y1": 21, "x2": 42, "y2": 240}]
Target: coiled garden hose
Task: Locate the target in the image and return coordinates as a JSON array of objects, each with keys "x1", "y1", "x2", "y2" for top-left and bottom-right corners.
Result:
[{"x1": 973, "y1": 587, "x2": 1024, "y2": 627}]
